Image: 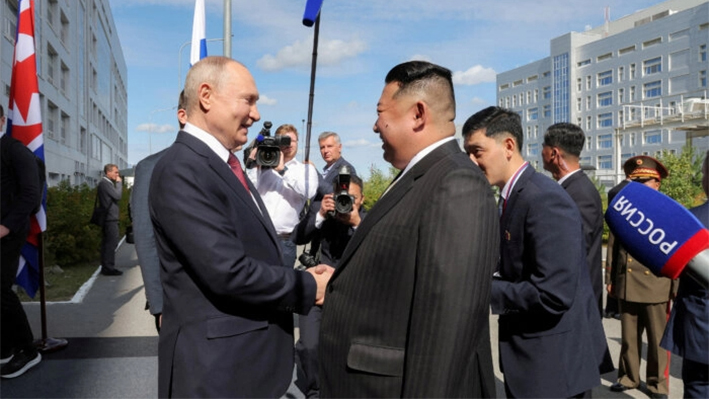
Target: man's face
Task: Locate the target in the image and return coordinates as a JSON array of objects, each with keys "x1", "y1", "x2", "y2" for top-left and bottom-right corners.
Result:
[
  {"x1": 464, "y1": 129, "x2": 510, "y2": 189},
  {"x1": 279, "y1": 131, "x2": 298, "y2": 162},
  {"x1": 641, "y1": 178, "x2": 661, "y2": 191},
  {"x1": 373, "y1": 82, "x2": 411, "y2": 170},
  {"x1": 319, "y1": 136, "x2": 342, "y2": 167},
  {"x1": 106, "y1": 166, "x2": 119, "y2": 181},
  {"x1": 207, "y1": 63, "x2": 260, "y2": 150},
  {"x1": 349, "y1": 183, "x2": 364, "y2": 211}
]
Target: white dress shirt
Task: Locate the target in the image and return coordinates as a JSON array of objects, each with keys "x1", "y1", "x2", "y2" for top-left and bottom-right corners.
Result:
[{"x1": 247, "y1": 158, "x2": 318, "y2": 235}]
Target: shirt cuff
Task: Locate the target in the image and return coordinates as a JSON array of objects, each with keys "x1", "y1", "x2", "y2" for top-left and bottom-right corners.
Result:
[{"x1": 315, "y1": 212, "x2": 325, "y2": 229}]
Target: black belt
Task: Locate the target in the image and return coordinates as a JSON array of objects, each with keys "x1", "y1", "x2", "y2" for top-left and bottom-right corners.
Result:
[{"x1": 277, "y1": 233, "x2": 291, "y2": 239}]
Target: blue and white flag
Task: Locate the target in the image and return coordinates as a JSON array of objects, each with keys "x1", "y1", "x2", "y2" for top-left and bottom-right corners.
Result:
[{"x1": 190, "y1": 0, "x2": 207, "y2": 65}]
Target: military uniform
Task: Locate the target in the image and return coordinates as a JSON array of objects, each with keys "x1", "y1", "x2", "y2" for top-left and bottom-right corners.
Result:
[{"x1": 607, "y1": 156, "x2": 677, "y2": 399}]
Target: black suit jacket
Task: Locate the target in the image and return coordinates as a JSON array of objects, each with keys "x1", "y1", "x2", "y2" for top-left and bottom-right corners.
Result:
[
  {"x1": 150, "y1": 131, "x2": 316, "y2": 398},
  {"x1": 561, "y1": 170, "x2": 604, "y2": 314},
  {"x1": 294, "y1": 207, "x2": 367, "y2": 267},
  {"x1": 491, "y1": 167, "x2": 610, "y2": 398},
  {"x1": 319, "y1": 140, "x2": 499, "y2": 397}
]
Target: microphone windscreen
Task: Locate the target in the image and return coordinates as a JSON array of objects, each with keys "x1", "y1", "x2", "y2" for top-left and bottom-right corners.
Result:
[
  {"x1": 303, "y1": 0, "x2": 324, "y2": 27},
  {"x1": 605, "y1": 181, "x2": 709, "y2": 279}
]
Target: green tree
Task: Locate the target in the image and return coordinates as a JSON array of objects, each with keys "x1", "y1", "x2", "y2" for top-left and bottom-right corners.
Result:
[
  {"x1": 658, "y1": 145, "x2": 705, "y2": 208},
  {"x1": 362, "y1": 164, "x2": 398, "y2": 210}
]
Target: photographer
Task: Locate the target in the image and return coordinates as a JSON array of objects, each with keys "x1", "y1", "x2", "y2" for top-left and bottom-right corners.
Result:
[
  {"x1": 293, "y1": 172, "x2": 366, "y2": 398},
  {"x1": 246, "y1": 123, "x2": 318, "y2": 268}
]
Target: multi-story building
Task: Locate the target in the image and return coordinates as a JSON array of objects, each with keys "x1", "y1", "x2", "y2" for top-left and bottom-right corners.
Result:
[
  {"x1": 0, "y1": 0, "x2": 127, "y2": 187},
  {"x1": 497, "y1": 0, "x2": 708, "y2": 187}
]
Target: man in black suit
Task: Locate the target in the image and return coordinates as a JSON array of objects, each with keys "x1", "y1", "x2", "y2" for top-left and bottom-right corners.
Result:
[
  {"x1": 316, "y1": 131, "x2": 356, "y2": 200},
  {"x1": 97, "y1": 163, "x2": 123, "y2": 276},
  {"x1": 294, "y1": 174, "x2": 366, "y2": 397},
  {"x1": 319, "y1": 61, "x2": 499, "y2": 397},
  {"x1": 131, "y1": 92, "x2": 186, "y2": 332},
  {"x1": 149, "y1": 56, "x2": 332, "y2": 398},
  {"x1": 0, "y1": 105, "x2": 42, "y2": 378},
  {"x1": 542, "y1": 123, "x2": 604, "y2": 316},
  {"x1": 464, "y1": 106, "x2": 612, "y2": 398},
  {"x1": 604, "y1": 176, "x2": 630, "y2": 319}
]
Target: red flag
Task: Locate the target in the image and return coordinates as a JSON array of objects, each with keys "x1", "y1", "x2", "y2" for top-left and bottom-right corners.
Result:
[{"x1": 7, "y1": 0, "x2": 45, "y2": 298}]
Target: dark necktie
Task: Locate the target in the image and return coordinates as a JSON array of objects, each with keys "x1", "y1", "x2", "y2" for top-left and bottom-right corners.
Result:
[{"x1": 227, "y1": 153, "x2": 250, "y2": 193}]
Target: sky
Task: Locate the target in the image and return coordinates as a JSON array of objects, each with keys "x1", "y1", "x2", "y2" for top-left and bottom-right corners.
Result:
[{"x1": 109, "y1": 0, "x2": 665, "y2": 179}]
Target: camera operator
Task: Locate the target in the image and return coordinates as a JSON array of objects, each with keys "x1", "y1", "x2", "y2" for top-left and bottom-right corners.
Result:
[
  {"x1": 246, "y1": 124, "x2": 318, "y2": 268},
  {"x1": 293, "y1": 173, "x2": 366, "y2": 398}
]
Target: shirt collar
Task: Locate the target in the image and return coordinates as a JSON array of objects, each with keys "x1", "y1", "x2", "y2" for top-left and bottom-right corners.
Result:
[
  {"x1": 182, "y1": 122, "x2": 231, "y2": 162},
  {"x1": 501, "y1": 162, "x2": 529, "y2": 201},
  {"x1": 557, "y1": 168, "x2": 582, "y2": 185},
  {"x1": 398, "y1": 137, "x2": 456, "y2": 180}
]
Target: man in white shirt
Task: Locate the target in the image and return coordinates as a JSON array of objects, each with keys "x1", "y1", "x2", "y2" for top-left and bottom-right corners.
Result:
[{"x1": 247, "y1": 124, "x2": 318, "y2": 267}]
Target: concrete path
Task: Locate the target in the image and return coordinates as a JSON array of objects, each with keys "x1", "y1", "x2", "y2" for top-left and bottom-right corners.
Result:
[{"x1": 1, "y1": 242, "x2": 685, "y2": 398}]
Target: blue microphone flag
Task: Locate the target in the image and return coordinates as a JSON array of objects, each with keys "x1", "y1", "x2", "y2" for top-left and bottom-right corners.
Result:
[{"x1": 303, "y1": 0, "x2": 323, "y2": 27}]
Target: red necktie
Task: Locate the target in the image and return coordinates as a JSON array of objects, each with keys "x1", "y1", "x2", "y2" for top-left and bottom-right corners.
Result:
[{"x1": 227, "y1": 153, "x2": 250, "y2": 193}]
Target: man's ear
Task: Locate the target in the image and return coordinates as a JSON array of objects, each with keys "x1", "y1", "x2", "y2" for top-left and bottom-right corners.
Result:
[
  {"x1": 412, "y1": 101, "x2": 426, "y2": 131},
  {"x1": 198, "y1": 83, "x2": 212, "y2": 111}
]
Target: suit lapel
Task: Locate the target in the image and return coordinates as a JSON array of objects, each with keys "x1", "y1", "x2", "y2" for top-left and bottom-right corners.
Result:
[
  {"x1": 332, "y1": 140, "x2": 459, "y2": 279},
  {"x1": 177, "y1": 132, "x2": 282, "y2": 251}
]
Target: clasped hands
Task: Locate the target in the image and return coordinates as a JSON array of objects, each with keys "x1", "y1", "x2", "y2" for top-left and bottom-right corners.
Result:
[{"x1": 307, "y1": 264, "x2": 335, "y2": 306}]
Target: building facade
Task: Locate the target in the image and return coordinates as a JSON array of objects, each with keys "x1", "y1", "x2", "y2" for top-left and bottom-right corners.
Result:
[
  {"x1": 0, "y1": 0, "x2": 127, "y2": 187},
  {"x1": 497, "y1": 0, "x2": 708, "y2": 187}
]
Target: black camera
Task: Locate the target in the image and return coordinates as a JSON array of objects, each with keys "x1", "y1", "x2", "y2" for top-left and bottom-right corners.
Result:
[
  {"x1": 332, "y1": 165, "x2": 354, "y2": 215},
  {"x1": 298, "y1": 251, "x2": 318, "y2": 269},
  {"x1": 254, "y1": 121, "x2": 290, "y2": 168}
]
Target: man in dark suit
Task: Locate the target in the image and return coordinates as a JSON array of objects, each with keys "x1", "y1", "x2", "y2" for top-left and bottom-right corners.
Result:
[
  {"x1": 294, "y1": 175, "x2": 366, "y2": 397},
  {"x1": 0, "y1": 105, "x2": 42, "y2": 378},
  {"x1": 661, "y1": 150, "x2": 709, "y2": 399},
  {"x1": 149, "y1": 56, "x2": 332, "y2": 398},
  {"x1": 98, "y1": 163, "x2": 123, "y2": 276},
  {"x1": 542, "y1": 123, "x2": 604, "y2": 316},
  {"x1": 319, "y1": 61, "x2": 499, "y2": 397},
  {"x1": 130, "y1": 92, "x2": 186, "y2": 332},
  {"x1": 315, "y1": 131, "x2": 356, "y2": 201},
  {"x1": 464, "y1": 106, "x2": 611, "y2": 398}
]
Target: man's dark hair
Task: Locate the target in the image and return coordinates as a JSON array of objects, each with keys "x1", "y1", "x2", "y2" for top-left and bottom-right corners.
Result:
[
  {"x1": 462, "y1": 106, "x2": 523, "y2": 151},
  {"x1": 544, "y1": 123, "x2": 585, "y2": 157},
  {"x1": 0, "y1": 104, "x2": 4, "y2": 118},
  {"x1": 385, "y1": 61, "x2": 455, "y2": 119},
  {"x1": 332, "y1": 173, "x2": 364, "y2": 192}
]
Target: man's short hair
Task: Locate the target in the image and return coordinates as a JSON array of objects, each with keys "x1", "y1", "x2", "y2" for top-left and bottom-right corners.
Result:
[
  {"x1": 462, "y1": 106, "x2": 523, "y2": 151},
  {"x1": 385, "y1": 61, "x2": 455, "y2": 120},
  {"x1": 318, "y1": 131, "x2": 340, "y2": 144},
  {"x1": 104, "y1": 163, "x2": 118, "y2": 174},
  {"x1": 183, "y1": 56, "x2": 235, "y2": 113},
  {"x1": 275, "y1": 124, "x2": 298, "y2": 140},
  {"x1": 544, "y1": 123, "x2": 585, "y2": 157},
  {"x1": 0, "y1": 104, "x2": 4, "y2": 118}
]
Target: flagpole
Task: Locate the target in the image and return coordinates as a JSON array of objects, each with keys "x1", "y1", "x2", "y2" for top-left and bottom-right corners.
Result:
[
  {"x1": 304, "y1": 14, "x2": 321, "y2": 163},
  {"x1": 34, "y1": 232, "x2": 67, "y2": 352}
]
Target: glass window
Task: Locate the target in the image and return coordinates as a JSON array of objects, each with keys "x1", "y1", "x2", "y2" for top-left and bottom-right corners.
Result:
[
  {"x1": 598, "y1": 70, "x2": 613, "y2": 86},
  {"x1": 644, "y1": 130, "x2": 662, "y2": 144},
  {"x1": 700, "y1": 44, "x2": 707, "y2": 62},
  {"x1": 597, "y1": 91, "x2": 613, "y2": 107},
  {"x1": 630, "y1": 63, "x2": 636, "y2": 79},
  {"x1": 543, "y1": 104, "x2": 551, "y2": 118},
  {"x1": 598, "y1": 112, "x2": 613, "y2": 128},
  {"x1": 598, "y1": 155, "x2": 612, "y2": 170},
  {"x1": 643, "y1": 57, "x2": 662, "y2": 75},
  {"x1": 527, "y1": 143, "x2": 539, "y2": 156},
  {"x1": 528, "y1": 107, "x2": 538, "y2": 121},
  {"x1": 597, "y1": 134, "x2": 612, "y2": 148},
  {"x1": 644, "y1": 81, "x2": 662, "y2": 98},
  {"x1": 618, "y1": 88, "x2": 624, "y2": 104},
  {"x1": 701, "y1": 70, "x2": 707, "y2": 88},
  {"x1": 543, "y1": 86, "x2": 551, "y2": 99}
]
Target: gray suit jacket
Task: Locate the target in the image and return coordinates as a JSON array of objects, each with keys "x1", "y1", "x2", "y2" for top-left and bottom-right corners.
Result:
[
  {"x1": 98, "y1": 176, "x2": 122, "y2": 222},
  {"x1": 319, "y1": 140, "x2": 499, "y2": 397},
  {"x1": 130, "y1": 148, "x2": 168, "y2": 315}
]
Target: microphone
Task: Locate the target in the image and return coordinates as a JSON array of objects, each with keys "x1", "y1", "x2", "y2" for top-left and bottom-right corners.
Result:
[
  {"x1": 605, "y1": 181, "x2": 709, "y2": 287},
  {"x1": 303, "y1": 0, "x2": 324, "y2": 27}
]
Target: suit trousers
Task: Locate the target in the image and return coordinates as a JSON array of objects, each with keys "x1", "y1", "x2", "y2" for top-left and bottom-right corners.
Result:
[
  {"x1": 101, "y1": 220, "x2": 119, "y2": 271},
  {"x1": 295, "y1": 306, "x2": 322, "y2": 398},
  {"x1": 682, "y1": 358, "x2": 709, "y2": 399},
  {"x1": 1, "y1": 232, "x2": 35, "y2": 356},
  {"x1": 618, "y1": 300, "x2": 670, "y2": 394}
]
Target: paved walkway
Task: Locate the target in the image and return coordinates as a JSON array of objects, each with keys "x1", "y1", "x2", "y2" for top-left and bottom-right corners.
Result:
[{"x1": 1, "y1": 242, "x2": 685, "y2": 398}]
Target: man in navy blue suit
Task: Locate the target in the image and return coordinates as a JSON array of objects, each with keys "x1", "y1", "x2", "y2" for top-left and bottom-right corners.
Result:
[
  {"x1": 464, "y1": 106, "x2": 612, "y2": 398},
  {"x1": 661, "y1": 150, "x2": 709, "y2": 399},
  {"x1": 149, "y1": 56, "x2": 332, "y2": 398}
]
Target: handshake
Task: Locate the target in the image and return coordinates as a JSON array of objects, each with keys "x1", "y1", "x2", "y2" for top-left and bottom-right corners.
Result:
[{"x1": 306, "y1": 264, "x2": 335, "y2": 306}]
